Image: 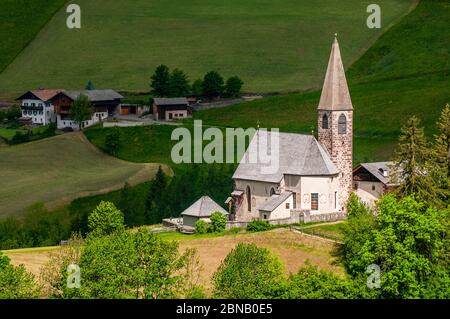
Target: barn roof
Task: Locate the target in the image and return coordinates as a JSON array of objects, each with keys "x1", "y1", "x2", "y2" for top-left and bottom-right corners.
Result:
[
  {"x1": 318, "y1": 35, "x2": 353, "y2": 111},
  {"x1": 62, "y1": 89, "x2": 123, "y2": 101},
  {"x1": 233, "y1": 131, "x2": 339, "y2": 183},
  {"x1": 181, "y1": 196, "x2": 228, "y2": 217},
  {"x1": 153, "y1": 97, "x2": 188, "y2": 106}
]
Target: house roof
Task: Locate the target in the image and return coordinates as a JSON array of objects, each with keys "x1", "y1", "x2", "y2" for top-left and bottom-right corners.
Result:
[
  {"x1": 357, "y1": 161, "x2": 399, "y2": 186},
  {"x1": 318, "y1": 35, "x2": 353, "y2": 111},
  {"x1": 258, "y1": 191, "x2": 293, "y2": 212},
  {"x1": 181, "y1": 196, "x2": 228, "y2": 217},
  {"x1": 233, "y1": 131, "x2": 339, "y2": 183},
  {"x1": 153, "y1": 97, "x2": 188, "y2": 106},
  {"x1": 62, "y1": 89, "x2": 123, "y2": 101},
  {"x1": 17, "y1": 89, "x2": 63, "y2": 102}
]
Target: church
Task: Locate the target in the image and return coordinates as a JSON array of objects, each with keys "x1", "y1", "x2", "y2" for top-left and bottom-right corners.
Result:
[{"x1": 229, "y1": 35, "x2": 353, "y2": 223}]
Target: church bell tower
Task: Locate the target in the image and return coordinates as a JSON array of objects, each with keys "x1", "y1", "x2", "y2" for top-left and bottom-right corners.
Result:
[{"x1": 317, "y1": 35, "x2": 353, "y2": 209}]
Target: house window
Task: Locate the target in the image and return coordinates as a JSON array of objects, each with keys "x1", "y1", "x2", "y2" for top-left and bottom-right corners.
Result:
[
  {"x1": 246, "y1": 186, "x2": 251, "y2": 212},
  {"x1": 263, "y1": 214, "x2": 268, "y2": 220},
  {"x1": 322, "y1": 113, "x2": 329, "y2": 129},
  {"x1": 285, "y1": 203, "x2": 290, "y2": 209},
  {"x1": 311, "y1": 193, "x2": 319, "y2": 211},
  {"x1": 372, "y1": 185, "x2": 376, "y2": 191},
  {"x1": 354, "y1": 183, "x2": 358, "y2": 190},
  {"x1": 338, "y1": 114, "x2": 347, "y2": 134}
]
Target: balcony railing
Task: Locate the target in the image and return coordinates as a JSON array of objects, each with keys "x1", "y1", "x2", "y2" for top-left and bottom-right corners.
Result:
[{"x1": 21, "y1": 105, "x2": 43, "y2": 111}]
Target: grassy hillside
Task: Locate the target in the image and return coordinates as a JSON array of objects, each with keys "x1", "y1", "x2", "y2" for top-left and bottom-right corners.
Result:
[
  {"x1": 85, "y1": 1, "x2": 449, "y2": 167},
  {"x1": 0, "y1": 0, "x2": 415, "y2": 97},
  {"x1": 0, "y1": 0, "x2": 67, "y2": 73},
  {"x1": 0, "y1": 133, "x2": 166, "y2": 218}
]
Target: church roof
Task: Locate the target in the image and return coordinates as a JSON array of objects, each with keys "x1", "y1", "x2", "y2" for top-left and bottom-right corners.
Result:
[
  {"x1": 181, "y1": 196, "x2": 228, "y2": 217},
  {"x1": 233, "y1": 131, "x2": 339, "y2": 183},
  {"x1": 318, "y1": 35, "x2": 353, "y2": 111}
]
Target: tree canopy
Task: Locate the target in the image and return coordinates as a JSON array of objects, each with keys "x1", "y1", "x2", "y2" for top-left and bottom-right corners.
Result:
[{"x1": 69, "y1": 94, "x2": 93, "y2": 130}]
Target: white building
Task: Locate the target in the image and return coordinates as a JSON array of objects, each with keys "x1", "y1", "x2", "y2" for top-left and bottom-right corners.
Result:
[
  {"x1": 352, "y1": 161, "x2": 400, "y2": 207},
  {"x1": 49, "y1": 90, "x2": 123, "y2": 130},
  {"x1": 230, "y1": 35, "x2": 354, "y2": 223},
  {"x1": 16, "y1": 89, "x2": 62, "y2": 125}
]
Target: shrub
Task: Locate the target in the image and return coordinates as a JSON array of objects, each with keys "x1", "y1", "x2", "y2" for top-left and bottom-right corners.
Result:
[
  {"x1": 87, "y1": 201, "x2": 125, "y2": 237},
  {"x1": 225, "y1": 76, "x2": 244, "y2": 97},
  {"x1": 247, "y1": 220, "x2": 273, "y2": 232},
  {"x1": 210, "y1": 212, "x2": 227, "y2": 233},
  {"x1": 213, "y1": 243, "x2": 284, "y2": 298},
  {"x1": 195, "y1": 219, "x2": 210, "y2": 234}
]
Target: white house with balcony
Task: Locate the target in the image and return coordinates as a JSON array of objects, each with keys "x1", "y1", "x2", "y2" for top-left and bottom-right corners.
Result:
[{"x1": 16, "y1": 89, "x2": 62, "y2": 125}]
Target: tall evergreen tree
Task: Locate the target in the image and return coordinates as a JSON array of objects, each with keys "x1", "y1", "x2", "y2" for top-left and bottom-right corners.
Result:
[
  {"x1": 168, "y1": 69, "x2": 190, "y2": 97},
  {"x1": 150, "y1": 64, "x2": 171, "y2": 97},
  {"x1": 393, "y1": 116, "x2": 436, "y2": 203},
  {"x1": 432, "y1": 104, "x2": 450, "y2": 205},
  {"x1": 85, "y1": 80, "x2": 95, "y2": 90}
]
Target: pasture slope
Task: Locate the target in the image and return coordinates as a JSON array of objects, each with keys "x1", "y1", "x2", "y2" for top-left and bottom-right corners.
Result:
[
  {"x1": 0, "y1": 132, "x2": 169, "y2": 218},
  {"x1": 0, "y1": 0, "x2": 67, "y2": 73},
  {"x1": 0, "y1": 0, "x2": 415, "y2": 98}
]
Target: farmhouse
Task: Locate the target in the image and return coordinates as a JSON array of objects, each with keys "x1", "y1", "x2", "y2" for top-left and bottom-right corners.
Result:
[
  {"x1": 230, "y1": 36, "x2": 353, "y2": 223},
  {"x1": 352, "y1": 161, "x2": 400, "y2": 207},
  {"x1": 181, "y1": 196, "x2": 228, "y2": 229},
  {"x1": 153, "y1": 97, "x2": 191, "y2": 121},
  {"x1": 16, "y1": 89, "x2": 63, "y2": 125},
  {"x1": 49, "y1": 89, "x2": 123, "y2": 129}
]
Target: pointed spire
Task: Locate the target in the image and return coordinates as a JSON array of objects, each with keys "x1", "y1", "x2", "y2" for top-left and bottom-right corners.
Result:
[{"x1": 318, "y1": 34, "x2": 353, "y2": 111}]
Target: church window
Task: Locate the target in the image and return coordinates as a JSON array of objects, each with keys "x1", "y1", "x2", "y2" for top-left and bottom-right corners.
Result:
[
  {"x1": 338, "y1": 114, "x2": 347, "y2": 134},
  {"x1": 334, "y1": 192, "x2": 338, "y2": 210},
  {"x1": 246, "y1": 186, "x2": 251, "y2": 212},
  {"x1": 293, "y1": 193, "x2": 297, "y2": 209},
  {"x1": 372, "y1": 185, "x2": 376, "y2": 191},
  {"x1": 270, "y1": 187, "x2": 276, "y2": 196},
  {"x1": 322, "y1": 113, "x2": 329, "y2": 129},
  {"x1": 311, "y1": 193, "x2": 319, "y2": 211}
]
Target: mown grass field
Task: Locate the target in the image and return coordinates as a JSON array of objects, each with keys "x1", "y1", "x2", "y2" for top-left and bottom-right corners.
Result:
[
  {"x1": 0, "y1": 0, "x2": 67, "y2": 73},
  {"x1": 4, "y1": 228, "x2": 344, "y2": 287},
  {"x1": 0, "y1": 0, "x2": 415, "y2": 98},
  {"x1": 84, "y1": 1, "x2": 449, "y2": 166},
  {"x1": 0, "y1": 132, "x2": 168, "y2": 218}
]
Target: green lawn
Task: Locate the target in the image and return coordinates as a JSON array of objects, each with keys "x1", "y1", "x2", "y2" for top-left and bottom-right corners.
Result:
[
  {"x1": 0, "y1": 132, "x2": 164, "y2": 218},
  {"x1": 0, "y1": 0, "x2": 415, "y2": 98},
  {"x1": 0, "y1": 0, "x2": 67, "y2": 73},
  {"x1": 298, "y1": 222, "x2": 345, "y2": 242},
  {"x1": 0, "y1": 125, "x2": 50, "y2": 141}
]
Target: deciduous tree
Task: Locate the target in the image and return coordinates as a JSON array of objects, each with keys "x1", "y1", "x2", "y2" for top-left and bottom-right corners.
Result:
[
  {"x1": 69, "y1": 94, "x2": 93, "y2": 130},
  {"x1": 150, "y1": 64, "x2": 171, "y2": 97}
]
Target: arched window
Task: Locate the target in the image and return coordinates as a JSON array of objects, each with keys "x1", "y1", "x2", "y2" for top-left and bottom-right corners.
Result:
[
  {"x1": 338, "y1": 114, "x2": 347, "y2": 134},
  {"x1": 246, "y1": 186, "x2": 251, "y2": 212},
  {"x1": 322, "y1": 113, "x2": 329, "y2": 129},
  {"x1": 270, "y1": 187, "x2": 276, "y2": 196}
]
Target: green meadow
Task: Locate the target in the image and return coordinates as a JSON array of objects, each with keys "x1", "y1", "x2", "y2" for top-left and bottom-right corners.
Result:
[{"x1": 0, "y1": 0, "x2": 415, "y2": 97}]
